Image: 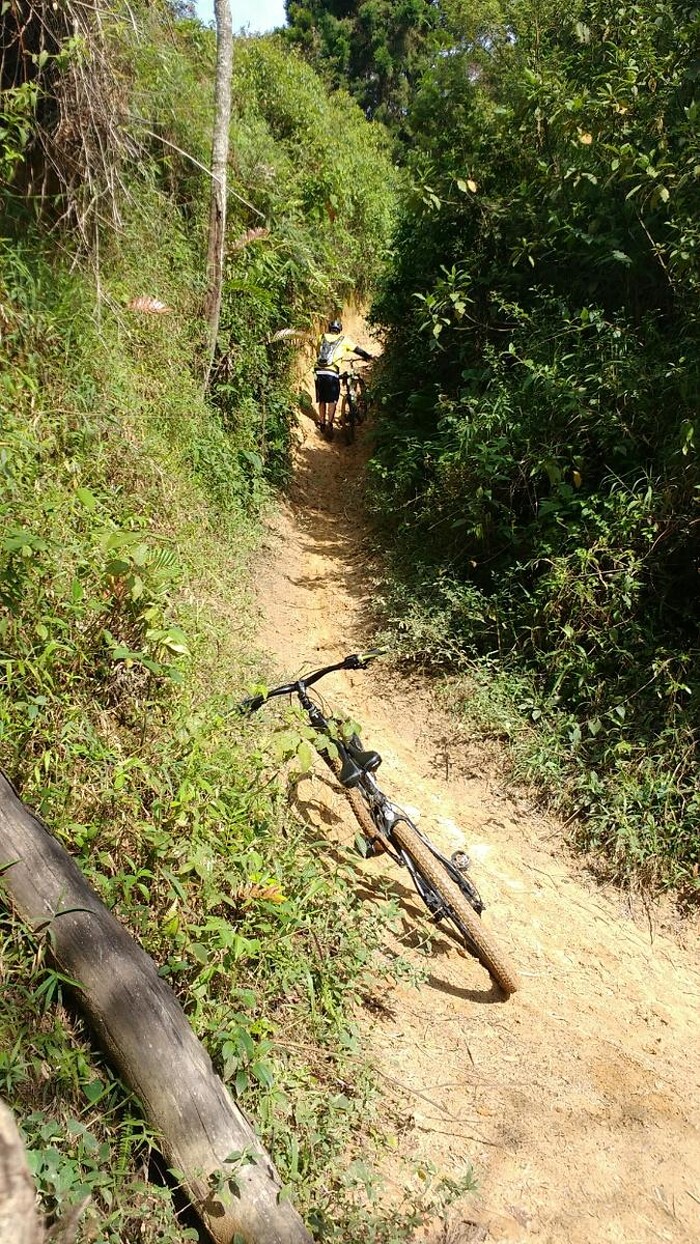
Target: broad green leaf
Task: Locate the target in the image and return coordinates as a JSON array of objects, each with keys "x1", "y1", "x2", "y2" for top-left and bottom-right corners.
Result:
[
  {"x1": 83, "y1": 1079, "x2": 103, "y2": 1104},
  {"x1": 76, "y1": 487, "x2": 97, "y2": 512},
  {"x1": 296, "y1": 739, "x2": 316, "y2": 773}
]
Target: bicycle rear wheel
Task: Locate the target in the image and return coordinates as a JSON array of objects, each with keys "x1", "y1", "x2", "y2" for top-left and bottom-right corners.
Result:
[
  {"x1": 322, "y1": 751, "x2": 383, "y2": 846},
  {"x1": 354, "y1": 377, "x2": 368, "y2": 422},
  {"x1": 322, "y1": 752, "x2": 518, "y2": 994},
  {"x1": 392, "y1": 819, "x2": 520, "y2": 995}
]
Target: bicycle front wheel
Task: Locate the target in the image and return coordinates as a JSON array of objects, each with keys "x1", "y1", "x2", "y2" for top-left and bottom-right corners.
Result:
[{"x1": 392, "y1": 819, "x2": 520, "y2": 995}]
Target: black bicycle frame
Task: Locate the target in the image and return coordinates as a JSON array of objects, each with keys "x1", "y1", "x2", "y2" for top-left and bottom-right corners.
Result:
[{"x1": 239, "y1": 653, "x2": 485, "y2": 916}]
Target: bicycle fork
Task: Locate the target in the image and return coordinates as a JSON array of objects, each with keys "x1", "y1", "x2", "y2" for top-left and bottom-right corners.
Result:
[{"x1": 372, "y1": 794, "x2": 486, "y2": 917}]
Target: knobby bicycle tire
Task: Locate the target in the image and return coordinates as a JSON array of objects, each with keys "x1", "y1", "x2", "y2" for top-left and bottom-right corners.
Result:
[
  {"x1": 322, "y1": 753, "x2": 519, "y2": 994},
  {"x1": 391, "y1": 819, "x2": 520, "y2": 995},
  {"x1": 354, "y1": 378, "x2": 368, "y2": 422},
  {"x1": 323, "y1": 751, "x2": 379, "y2": 843}
]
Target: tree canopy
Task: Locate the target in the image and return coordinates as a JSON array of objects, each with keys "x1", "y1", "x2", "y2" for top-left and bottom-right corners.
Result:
[{"x1": 284, "y1": 0, "x2": 442, "y2": 125}]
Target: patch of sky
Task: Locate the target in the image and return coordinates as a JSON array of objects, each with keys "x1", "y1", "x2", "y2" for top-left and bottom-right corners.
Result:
[{"x1": 194, "y1": 0, "x2": 287, "y2": 32}]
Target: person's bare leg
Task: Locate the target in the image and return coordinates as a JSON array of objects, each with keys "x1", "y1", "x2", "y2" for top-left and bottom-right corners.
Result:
[
  {"x1": 326, "y1": 400, "x2": 338, "y2": 433},
  {"x1": 318, "y1": 401, "x2": 327, "y2": 430}
]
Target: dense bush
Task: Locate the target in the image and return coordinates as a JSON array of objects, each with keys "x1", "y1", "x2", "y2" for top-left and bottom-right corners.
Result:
[
  {"x1": 284, "y1": 0, "x2": 441, "y2": 128},
  {"x1": 371, "y1": 0, "x2": 700, "y2": 884}
]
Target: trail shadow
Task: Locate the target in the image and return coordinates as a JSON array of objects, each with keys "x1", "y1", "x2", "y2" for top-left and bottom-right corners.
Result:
[
  {"x1": 426, "y1": 972, "x2": 508, "y2": 1006},
  {"x1": 286, "y1": 417, "x2": 381, "y2": 635},
  {"x1": 291, "y1": 788, "x2": 346, "y2": 832}
]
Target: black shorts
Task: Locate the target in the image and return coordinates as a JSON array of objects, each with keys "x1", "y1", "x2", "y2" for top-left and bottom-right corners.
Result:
[{"x1": 315, "y1": 371, "x2": 340, "y2": 403}]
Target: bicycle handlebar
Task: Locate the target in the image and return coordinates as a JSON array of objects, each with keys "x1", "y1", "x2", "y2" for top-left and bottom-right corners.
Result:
[{"x1": 238, "y1": 649, "x2": 386, "y2": 714}]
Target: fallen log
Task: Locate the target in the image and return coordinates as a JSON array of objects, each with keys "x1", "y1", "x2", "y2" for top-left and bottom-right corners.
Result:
[{"x1": 0, "y1": 771, "x2": 313, "y2": 1244}]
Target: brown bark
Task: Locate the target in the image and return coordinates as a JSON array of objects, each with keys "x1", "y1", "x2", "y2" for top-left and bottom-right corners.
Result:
[
  {"x1": 0, "y1": 772, "x2": 312, "y2": 1244},
  {"x1": 203, "y1": 0, "x2": 233, "y2": 389},
  {"x1": 0, "y1": 1101, "x2": 43, "y2": 1244}
]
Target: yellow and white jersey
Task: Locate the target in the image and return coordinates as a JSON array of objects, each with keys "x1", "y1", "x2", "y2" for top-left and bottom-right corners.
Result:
[{"x1": 315, "y1": 332, "x2": 360, "y2": 374}]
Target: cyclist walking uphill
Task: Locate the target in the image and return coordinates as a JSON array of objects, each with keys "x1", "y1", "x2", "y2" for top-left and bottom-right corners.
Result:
[{"x1": 314, "y1": 318, "x2": 373, "y2": 439}]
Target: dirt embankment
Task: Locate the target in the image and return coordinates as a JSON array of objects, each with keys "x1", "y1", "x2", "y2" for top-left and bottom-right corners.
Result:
[{"x1": 254, "y1": 313, "x2": 700, "y2": 1243}]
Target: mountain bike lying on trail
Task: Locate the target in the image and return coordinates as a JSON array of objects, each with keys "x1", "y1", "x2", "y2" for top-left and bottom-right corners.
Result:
[
  {"x1": 240, "y1": 651, "x2": 520, "y2": 996},
  {"x1": 338, "y1": 365, "x2": 369, "y2": 445}
]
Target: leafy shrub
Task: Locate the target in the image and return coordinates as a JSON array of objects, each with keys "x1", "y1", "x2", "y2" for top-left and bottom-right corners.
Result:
[
  {"x1": 371, "y1": 0, "x2": 700, "y2": 886},
  {"x1": 1, "y1": 10, "x2": 402, "y2": 1242},
  {"x1": 201, "y1": 36, "x2": 396, "y2": 481}
]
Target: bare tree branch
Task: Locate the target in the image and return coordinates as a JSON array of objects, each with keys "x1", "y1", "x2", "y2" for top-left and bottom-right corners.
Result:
[{"x1": 202, "y1": 0, "x2": 233, "y2": 390}]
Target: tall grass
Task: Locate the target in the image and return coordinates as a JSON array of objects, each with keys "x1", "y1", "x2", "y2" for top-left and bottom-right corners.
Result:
[{"x1": 0, "y1": 8, "x2": 424, "y2": 1241}]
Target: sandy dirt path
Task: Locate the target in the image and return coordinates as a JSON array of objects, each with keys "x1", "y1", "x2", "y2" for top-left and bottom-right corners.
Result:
[{"x1": 254, "y1": 315, "x2": 700, "y2": 1243}]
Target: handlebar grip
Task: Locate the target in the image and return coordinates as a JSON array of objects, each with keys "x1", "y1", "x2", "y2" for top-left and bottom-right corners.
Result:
[
  {"x1": 345, "y1": 647, "x2": 388, "y2": 670},
  {"x1": 237, "y1": 693, "x2": 266, "y2": 714}
]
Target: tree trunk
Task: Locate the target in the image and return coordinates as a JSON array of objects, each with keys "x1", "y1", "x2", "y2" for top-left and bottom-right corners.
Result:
[
  {"x1": 203, "y1": 0, "x2": 233, "y2": 389},
  {"x1": 0, "y1": 772, "x2": 313, "y2": 1244}
]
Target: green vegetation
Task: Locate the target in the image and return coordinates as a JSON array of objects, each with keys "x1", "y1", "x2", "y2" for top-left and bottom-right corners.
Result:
[
  {"x1": 368, "y1": 0, "x2": 700, "y2": 888},
  {"x1": 284, "y1": 0, "x2": 441, "y2": 129},
  {"x1": 6, "y1": 0, "x2": 698, "y2": 1235},
  {"x1": 215, "y1": 36, "x2": 395, "y2": 477},
  {"x1": 0, "y1": 3, "x2": 416, "y2": 1240}
]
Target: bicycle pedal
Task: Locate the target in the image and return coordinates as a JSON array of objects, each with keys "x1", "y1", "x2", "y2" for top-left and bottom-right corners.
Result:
[{"x1": 451, "y1": 851, "x2": 472, "y2": 873}]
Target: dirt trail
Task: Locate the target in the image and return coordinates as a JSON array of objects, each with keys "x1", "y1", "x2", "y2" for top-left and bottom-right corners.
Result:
[{"x1": 255, "y1": 313, "x2": 700, "y2": 1243}]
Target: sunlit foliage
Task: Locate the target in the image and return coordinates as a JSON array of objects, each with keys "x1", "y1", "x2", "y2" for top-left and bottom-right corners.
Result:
[{"x1": 372, "y1": 0, "x2": 700, "y2": 883}]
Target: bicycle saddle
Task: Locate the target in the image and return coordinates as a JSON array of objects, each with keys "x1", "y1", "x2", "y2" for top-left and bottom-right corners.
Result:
[
  {"x1": 338, "y1": 738, "x2": 383, "y2": 787},
  {"x1": 346, "y1": 734, "x2": 382, "y2": 773}
]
